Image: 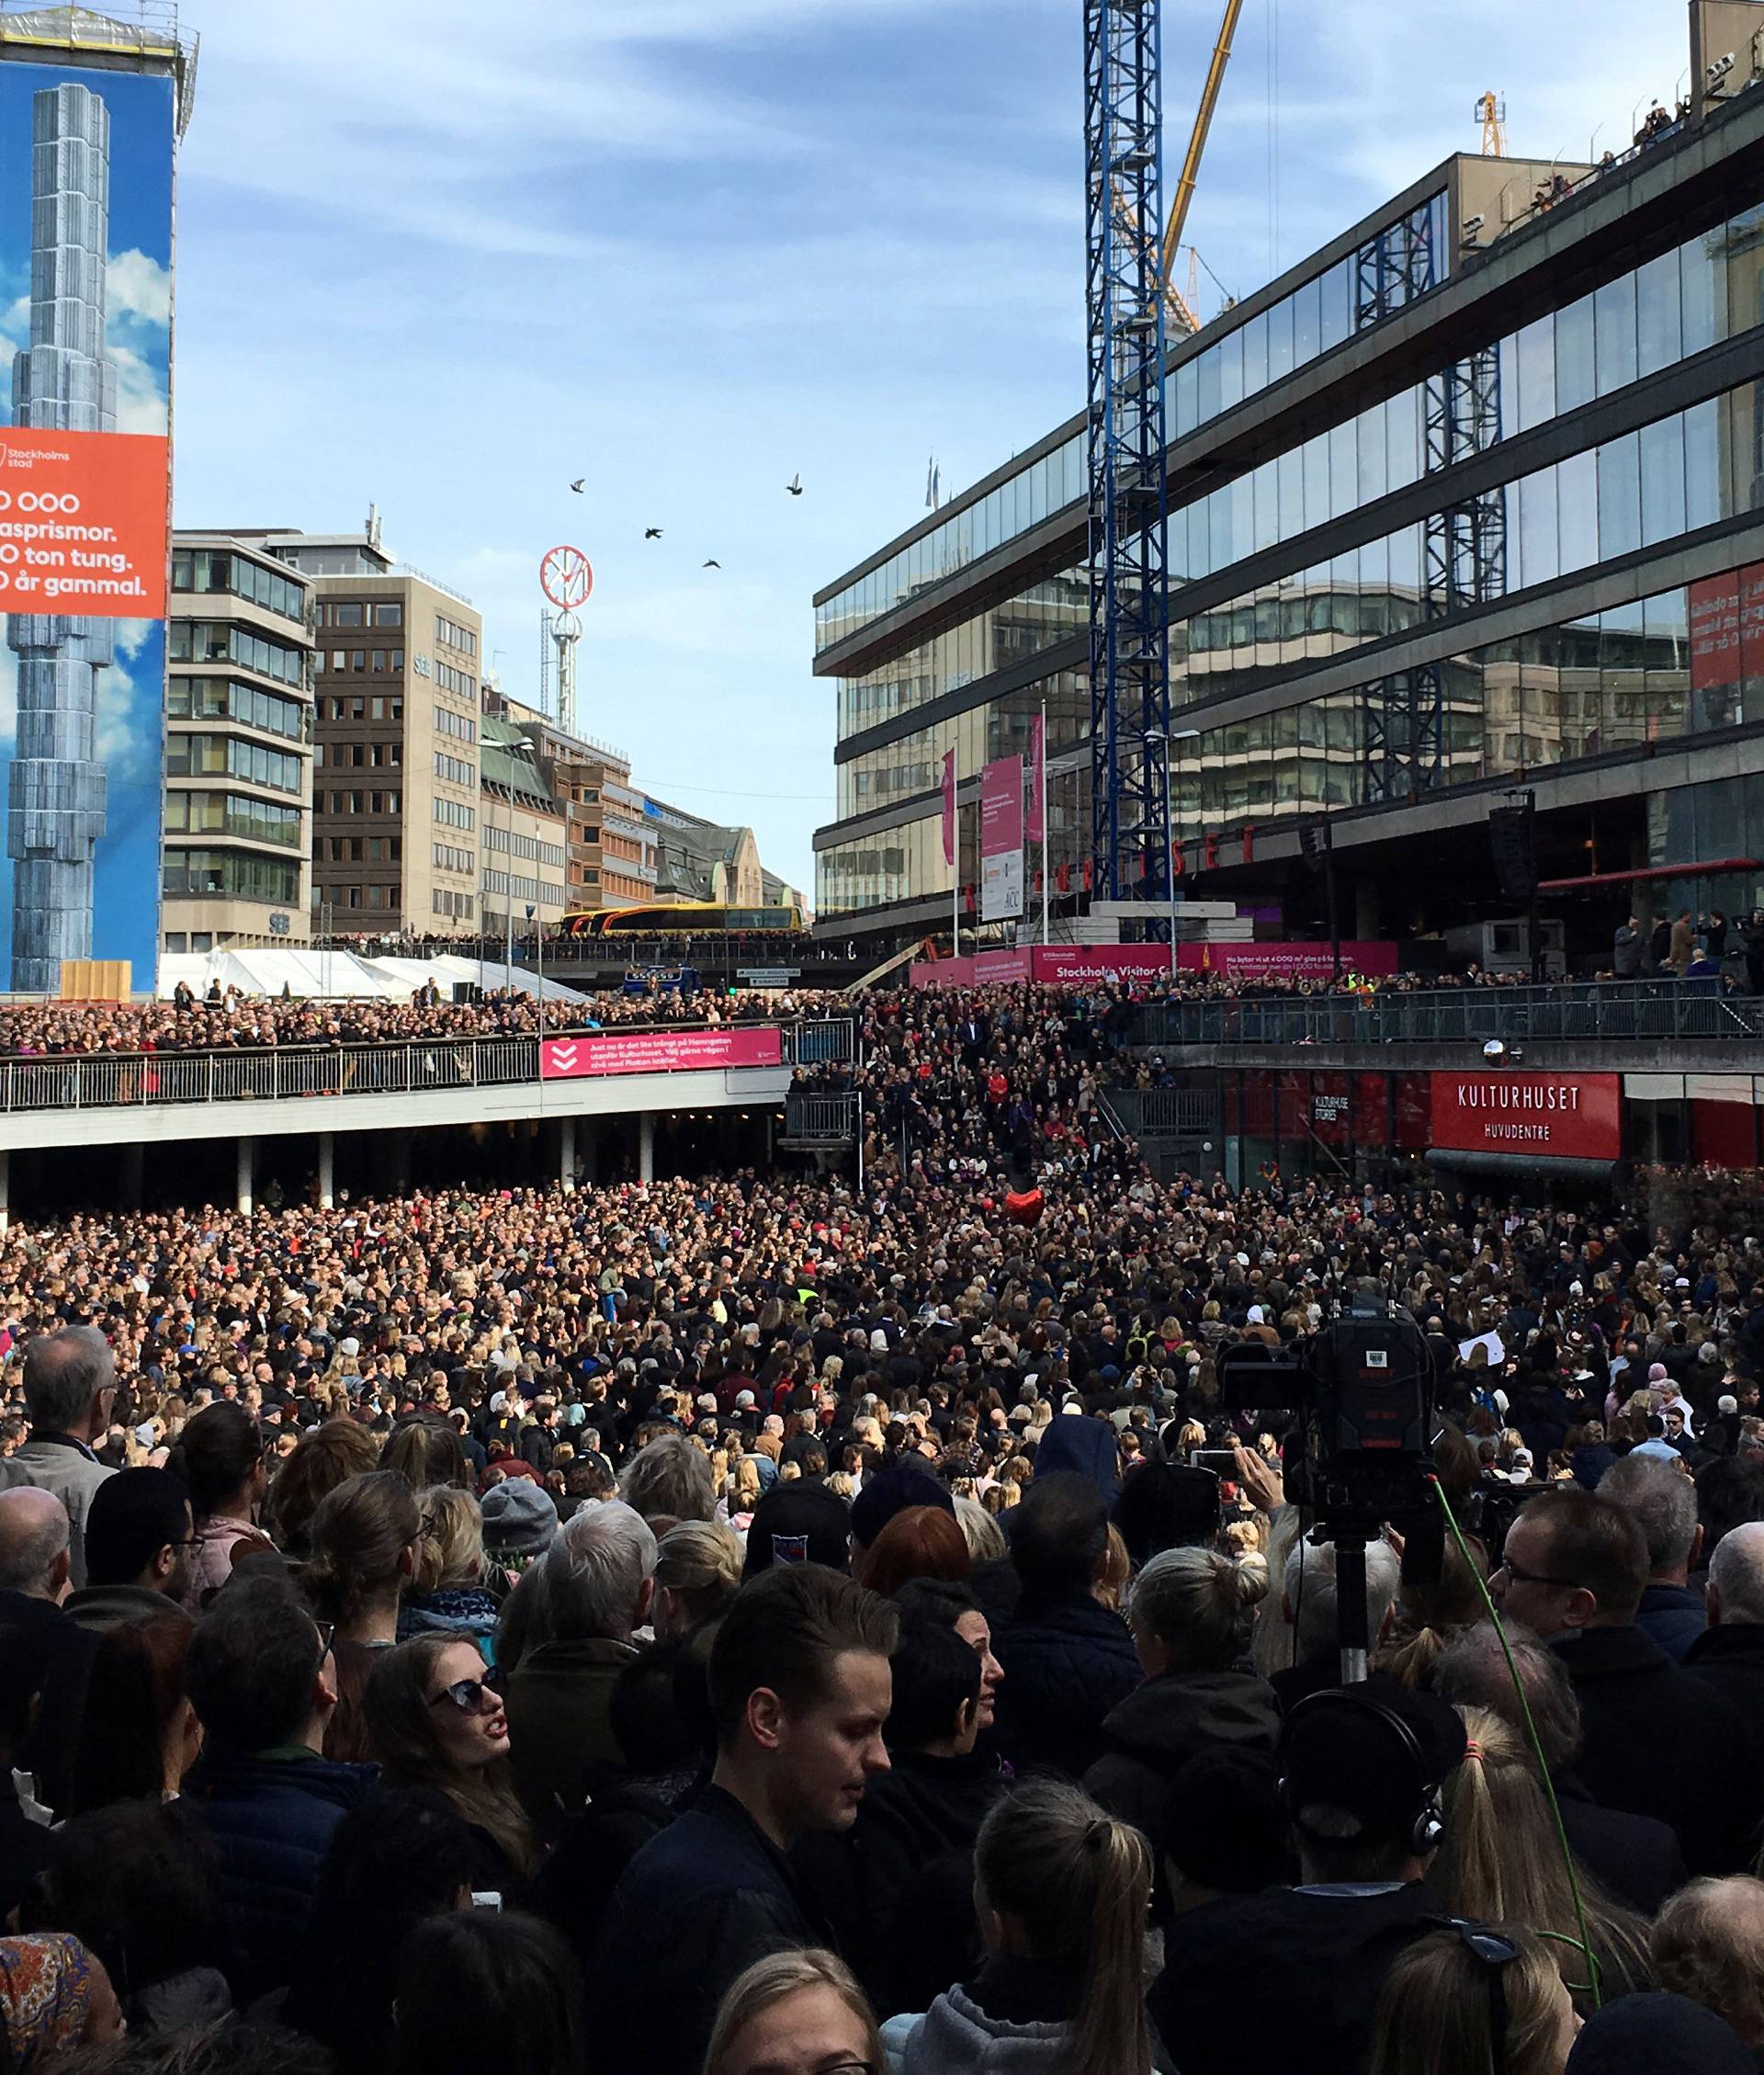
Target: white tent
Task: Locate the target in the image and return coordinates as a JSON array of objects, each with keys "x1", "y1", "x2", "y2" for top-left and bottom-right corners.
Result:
[{"x1": 155, "y1": 947, "x2": 590, "y2": 1005}]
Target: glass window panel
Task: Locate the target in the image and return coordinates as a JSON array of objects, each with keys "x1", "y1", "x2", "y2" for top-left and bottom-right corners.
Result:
[
  {"x1": 1266, "y1": 293, "x2": 1295, "y2": 382},
  {"x1": 1595, "y1": 271, "x2": 1639, "y2": 394},
  {"x1": 1596, "y1": 428, "x2": 1642, "y2": 559},
  {"x1": 1385, "y1": 384, "x2": 1420, "y2": 490},
  {"x1": 1721, "y1": 206, "x2": 1764, "y2": 340},
  {"x1": 1357, "y1": 401, "x2": 1388, "y2": 505},
  {"x1": 1555, "y1": 295, "x2": 1595, "y2": 414},
  {"x1": 1291, "y1": 274, "x2": 1321, "y2": 366},
  {"x1": 1516, "y1": 471, "x2": 1556, "y2": 590},
  {"x1": 1187, "y1": 499, "x2": 1210, "y2": 582},
  {"x1": 1556, "y1": 448, "x2": 1598, "y2": 572},
  {"x1": 1725, "y1": 386, "x2": 1763, "y2": 516},
  {"x1": 1635, "y1": 247, "x2": 1682, "y2": 378},
  {"x1": 1497, "y1": 327, "x2": 1521, "y2": 441},
  {"x1": 1240, "y1": 310, "x2": 1269, "y2": 396},
  {"x1": 1516, "y1": 315, "x2": 1555, "y2": 433},
  {"x1": 1303, "y1": 433, "x2": 1329, "y2": 531},
  {"x1": 1677, "y1": 227, "x2": 1716, "y2": 357},
  {"x1": 1230, "y1": 471, "x2": 1255, "y2": 560},
  {"x1": 1218, "y1": 326, "x2": 1244, "y2": 411},
  {"x1": 1208, "y1": 487, "x2": 1233, "y2": 572},
  {"x1": 1319, "y1": 258, "x2": 1352, "y2": 352},
  {"x1": 1196, "y1": 345, "x2": 1222, "y2": 424},
  {"x1": 1276, "y1": 445, "x2": 1304, "y2": 539},
  {"x1": 1253, "y1": 459, "x2": 1280, "y2": 553},
  {"x1": 1639, "y1": 414, "x2": 1687, "y2": 544},
  {"x1": 1328, "y1": 417, "x2": 1357, "y2": 521},
  {"x1": 1174, "y1": 357, "x2": 1199, "y2": 438},
  {"x1": 1684, "y1": 396, "x2": 1721, "y2": 527}
]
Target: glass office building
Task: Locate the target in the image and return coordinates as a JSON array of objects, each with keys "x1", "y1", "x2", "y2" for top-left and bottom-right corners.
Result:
[{"x1": 813, "y1": 58, "x2": 1764, "y2": 950}]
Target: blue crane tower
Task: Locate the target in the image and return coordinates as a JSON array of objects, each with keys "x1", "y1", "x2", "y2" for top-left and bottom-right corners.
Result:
[{"x1": 1084, "y1": 0, "x2": 1173, "y2": 907}]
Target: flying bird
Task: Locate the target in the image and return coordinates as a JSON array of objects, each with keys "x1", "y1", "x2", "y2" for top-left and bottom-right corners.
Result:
[
  {"x1": 569, "y1": 478, "x2": 584, "y2": 493},
  {"x1": 703, "y1": 559, "x2": 721, "y2": 569},
  {"x1": 786, "y1": 474, "x2": 803, "y2": 496},
  {"x1": 644, "y1": 527, "x2": 663, "y2": 539}
]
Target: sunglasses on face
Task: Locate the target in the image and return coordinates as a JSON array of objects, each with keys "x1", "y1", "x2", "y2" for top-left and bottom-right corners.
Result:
[{"x1": 428, "y1": 1668, "x2": 504, "y2": 1715}]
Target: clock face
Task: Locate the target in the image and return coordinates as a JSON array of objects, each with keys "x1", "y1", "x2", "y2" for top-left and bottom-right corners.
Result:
[{"x1": 540, "y1": 546, "x2": 593, "y2": 609}]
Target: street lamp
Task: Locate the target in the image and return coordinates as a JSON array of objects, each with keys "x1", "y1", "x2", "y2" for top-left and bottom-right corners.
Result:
[{"x1": 1146, "y1": 728, "x2": 1202, "y2": 975}]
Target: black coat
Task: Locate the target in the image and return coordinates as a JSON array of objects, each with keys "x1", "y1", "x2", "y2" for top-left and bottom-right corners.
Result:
[
  {"x1": 1551, "y1": 1768, "x2": 1687, "y2": 1917},
  {"x1": 1684, "y1": 1622, "x2": 1764, "y2": 1731},
  {"x1": 1551, "y1": 1625, "x2": 1761, "y2": 1876},
  {"x1": 1084, "y1": 1667, "x2": 1280, "y2": 1851},
  {"x1": 593, "y1": 1784, "x2": 835, "y2": 2075},
  {"x1": 182, "y1": 1746, "x2": 379, "y2": 2003},
  {"x1": 990, "y1": 1592, "x2": 1142, "y2": 1779}
]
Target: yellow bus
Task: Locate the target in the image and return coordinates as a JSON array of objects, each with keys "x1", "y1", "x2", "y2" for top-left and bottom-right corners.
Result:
[{"x1": 558, "y1": 901, "x2": 806, "y2": 940}]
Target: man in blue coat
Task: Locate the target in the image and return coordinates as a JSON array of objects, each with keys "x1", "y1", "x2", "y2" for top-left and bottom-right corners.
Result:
[{"x1": 183, "y1": 1574, "x2": 377, "y2": 2003}]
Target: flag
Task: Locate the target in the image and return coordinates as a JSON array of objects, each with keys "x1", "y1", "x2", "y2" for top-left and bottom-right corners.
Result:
[
  {"x1": 926, "y1": 456, "x2": 942, "y2": 511},
  {"x1": 1027, "y1": 710, "x2": 1045, "y2": 843},
  {"x1": 940, "y1": 748, "x2": 956, "y2": 867}
]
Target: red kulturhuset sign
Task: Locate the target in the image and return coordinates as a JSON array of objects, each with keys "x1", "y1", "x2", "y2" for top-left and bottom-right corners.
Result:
[
  {"x1": 1430, "y1": 1072, "x2": 1622, "y2": 1160},
  {"x1": 540, "y1": 1026, "x2": 783, "y2": 1082}
]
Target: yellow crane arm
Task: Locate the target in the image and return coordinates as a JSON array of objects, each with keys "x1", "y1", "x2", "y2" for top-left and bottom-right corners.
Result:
[{"x1": 1162, "y1": 0, "x2": 1245, "y2": 286}]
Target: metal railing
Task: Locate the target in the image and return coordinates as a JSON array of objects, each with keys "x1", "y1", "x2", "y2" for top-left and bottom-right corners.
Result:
[
  {"x1": 0, "y1": 1016, "x2": 850, "y2": 1118},
  {"x1": 1102, "y1": 1087, "x2": 1223, "y2": 1137},
  {"x1": 783, "y1": 1094, "x2": 859, "y2": 1142},
  {"x1": 1132, "y1": 978, "x2": 1764, "y2": 1049}
]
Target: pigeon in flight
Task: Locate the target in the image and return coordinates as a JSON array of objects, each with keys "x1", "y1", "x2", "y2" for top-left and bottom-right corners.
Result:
[
  {"x1": 569, "y1": 478, "x2": 584, "y2": 493},
  {"x1": 703, "y1": 559, "x2": 721, "y2": 569},
  {"x1": 786, "y1": 474, "x2": 803, "y2": 496},
  {"x1": 644, "y1": 527, "x2": 663, "y2": 539}
]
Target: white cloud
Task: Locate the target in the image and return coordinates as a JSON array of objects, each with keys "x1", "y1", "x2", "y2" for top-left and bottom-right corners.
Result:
[
  {"x1": 108, "y1": 341, "x2": 168, "y2": 437},
  {"x1": 107, "y1": 249, "x2": 171, "y2": 329}
]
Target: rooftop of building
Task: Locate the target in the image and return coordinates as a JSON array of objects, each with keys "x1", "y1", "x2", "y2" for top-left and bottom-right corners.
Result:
[{"x1": 480, "y1": 716, "x2": 562, "y2": 818}]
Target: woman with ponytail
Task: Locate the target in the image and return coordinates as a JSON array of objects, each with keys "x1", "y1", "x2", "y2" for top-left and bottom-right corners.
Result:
[
  {"x1": 881, "y1": 1779, "x2": 1159, "y2": 2075},
  {"x1": 1432, "y1": 1706, "x2": 1651, "y2": 2003},
  {"x1": 167, "y1": 1400, "x2": 271, "y2": 1613}
]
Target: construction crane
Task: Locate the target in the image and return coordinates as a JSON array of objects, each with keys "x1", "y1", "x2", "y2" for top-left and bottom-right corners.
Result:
[
  {"x1": 1085, "y1": 0, "x2": 1239, "y2": 902},
  {"x1": 1476, "y1": 89, "x2": 1507, "y2": 156}
]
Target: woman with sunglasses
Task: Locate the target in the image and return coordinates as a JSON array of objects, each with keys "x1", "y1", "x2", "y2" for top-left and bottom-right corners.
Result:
[
  {"x1": 363, "y1": 1637, "x2": 536, "y2": 1899},
  {"x1": 1369, "y1": 1922, "x2": 1580, "y2": 2075}
]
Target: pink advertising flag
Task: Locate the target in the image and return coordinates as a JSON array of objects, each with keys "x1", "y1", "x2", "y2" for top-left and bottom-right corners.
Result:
[
  {"x1": 941, "y1": 748, "x2": 956, "y2": 867},
  {"x1": 1027, "y1": 711, "x2": 1045, "y2": 844}
]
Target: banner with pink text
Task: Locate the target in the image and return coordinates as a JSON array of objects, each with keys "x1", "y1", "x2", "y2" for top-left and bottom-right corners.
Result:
[{"x1": 541, "y1": 1026, "x2": 784, "y2": 1080}]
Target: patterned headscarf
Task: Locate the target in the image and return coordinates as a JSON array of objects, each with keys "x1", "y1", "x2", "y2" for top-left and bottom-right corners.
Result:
[{"x1": 0, "y1": 1933, "x2": 96, "y2": 2067}]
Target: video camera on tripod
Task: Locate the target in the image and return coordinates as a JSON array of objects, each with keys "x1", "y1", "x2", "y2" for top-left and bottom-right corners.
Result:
[{"x1": 1218, "y1": 1297, "x2": 1442, "y2": 1682}]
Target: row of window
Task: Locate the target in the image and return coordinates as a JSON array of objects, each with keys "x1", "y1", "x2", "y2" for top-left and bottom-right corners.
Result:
[
  {"x1": 434, "y1": 842, "x2": 474, "y2": 876},
  {"x1": 170, "y1": 621, "x2": 306, "y2": 687},
  {"x1": 434, "y1": 798, "x2": 475, "y2": 832},
  {"x1": 164, "y1": 791, "x2": 303, "y2": 846},
  {"x1": 818, "y1": 574, "x2": 1755, "y2": 910},
  {"x1": 317, "y1": 740, "x2": 401, "y2": 768},
  {"x1": 172, "y1": 550, "x2": 306, "y2": 625},
  {"x1": 166, "y1": 735, "x2": 305, "y2": 795},
  {"x1": 321, "y1": 695, "x2": 403, "y2": 722},
  {"x1": 818, "y1": 194, "x2": 1452, "y2": 646},
  {"x1": 325, "y1": 601, "x2": 403, "y2": 629},
  {"x1": 484, "y1": 824, "x2": 565, "y2": 867},
  {"x1": 320, "y1": 834, "x2": 401, "y2": 863},
  {"x1": 322, "y1": 790, "x2": 401, "y2": 816},
  {"x1": 323, "y1": 649, "x2": 405, "y2": 675},
  {"x1": 433, "y1": 889, "x2": 475, "y2": 919},
  {"x1": 327, "y1": 883, "x2": 401, "y2": 910},
  {"x1": 435, "y1": 661, "x2": 476, "y2": 700},
  {"x1": 435, "y1": 751, "x2": 476, "y2": 787},
  {"x1": 435, "y1": 614, "x2": 478, "y2": 657},
  {"x1": 163, "y1": 849, "x2": 300, "y2": 904},
  {"x1": 435, "y1": 704, "x2": 477, "y2": 743},
  {"x1": 170, "y1": 675, "x2": 308, "y2": 743},
  {"x1": 482, "y1": 868, "x2": 561, "y2": 905},
  {"x1": 822, "y1": 197, "x2": 1764, "y2": 668}
]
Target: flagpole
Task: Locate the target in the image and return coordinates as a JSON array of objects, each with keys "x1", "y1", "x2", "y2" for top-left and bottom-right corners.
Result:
[
  {"x1": 952, "y1": 754, "x2": 960, "y2": 958},
  {"x1": 1039, "y1": 698, "x2": 1050, "y2": 948}
]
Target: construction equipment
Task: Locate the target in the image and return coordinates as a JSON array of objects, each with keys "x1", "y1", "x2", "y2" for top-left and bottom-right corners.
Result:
[
  {"x1": 1476, "y1": 90, "x2": 1507, "y2": 156},
  {"x1": 1163, "y1": 0, "x2": 1245, "y2": 284},
  {"x1": 1111, "y1": 180, "x2": 1202, "y2": 334}
]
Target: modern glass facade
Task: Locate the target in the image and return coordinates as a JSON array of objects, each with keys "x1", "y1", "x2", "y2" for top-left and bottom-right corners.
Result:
[{"x1": 816, "y1": 118, "x2": 1764, "y2": 930}]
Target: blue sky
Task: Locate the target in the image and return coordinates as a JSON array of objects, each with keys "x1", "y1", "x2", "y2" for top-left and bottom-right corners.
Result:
[{"x1": 171, "y1": 0, "x2": 1693, "y2": 899}]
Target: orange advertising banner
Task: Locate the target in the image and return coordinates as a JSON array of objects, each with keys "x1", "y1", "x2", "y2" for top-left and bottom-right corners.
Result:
[{"x1": 0, "y1": 426, "x2": 168, "y2": 617}]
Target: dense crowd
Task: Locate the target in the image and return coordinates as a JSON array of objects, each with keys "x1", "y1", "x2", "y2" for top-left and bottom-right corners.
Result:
[{"x1": 0, "y1": 1072, "x2": 1761, "y2": 2072}]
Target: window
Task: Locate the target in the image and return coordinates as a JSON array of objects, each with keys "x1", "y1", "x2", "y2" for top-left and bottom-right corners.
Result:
[
  {"x1": 435, "y1": 704, "x2": 477, "y2": 742},
  {"x1": 374, "y1": 603, "x2": 402, "y2": 627},
  {"x1": 334, "y1": 603, "x2": 364, "y2": 627},
  {"x1": 170, "y1": 550, "x2": 304, "y2": 623},
  {"x1": 165, "y1": 790, "x2": 302, "y2": 846},
  {"x1": 432, "y1": 887, "x2": 474, "y2": 919},
  {"x1": 434, "y1": 751, "x2": 475, "y2": 787},
  {"x1": 169, "y1": 621, "x2": 306, "y2": 686},
  {"x1": 434, "y1": 798, "x2": 475, "y2": 832},
  {"x1": 162, "y1": 848, "x2": 300, "y2": 903},
  {"x1": 435, "y1": 661, "x2": 477, "y2": 700},
  {"x1": 435, "y1": 614, "x2": 479, "y2": 657},
  {"x1": 167, "y1": 677, "x2": 305, "y2": 741},
  {"x1": 350, "y1": 651, "x2": 366, "y2": 672}
]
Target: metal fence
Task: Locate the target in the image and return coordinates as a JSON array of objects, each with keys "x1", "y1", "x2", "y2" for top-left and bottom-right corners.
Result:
[
  {"x1": 0, "y1": 1016, "x2": 851, "y2": 1118},
  {"x1": 1132, "y1": 979, "x2": 1764, "y2": 1049},
  {"x1": 1101, "y1": 1087, "x2": 1223, "y2": 1137},
  {"x1": 783, "y1": 1094, "x2": 859, "y2": 1142}
]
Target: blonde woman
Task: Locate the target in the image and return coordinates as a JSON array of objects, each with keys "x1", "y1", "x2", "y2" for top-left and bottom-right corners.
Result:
[
  {"x1": 398, "y1": 1486, "x2": 501, "y2": 1658},
  {"x1": 1368, "y1": 1924, "x2": 1578, "y2": 2075},
  {"x1": 706, "y1": 1949, "x2": 881, "y2": 2075},
  {"x1": 652, "y1": 1520, "x2": 743, "y2": 1639}
]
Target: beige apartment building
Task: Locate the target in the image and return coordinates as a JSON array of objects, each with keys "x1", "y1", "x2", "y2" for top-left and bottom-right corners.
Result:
[
  {"x1": 487, "y1": 689, "x2": 632, "y2": 916},
  {"x1": 478, "y1": 713, "x2": 567, "y2": 937},
  {"x1": 247, "y1": 521, "x2": 485, "y2": 935},
  {"x1": 164, "y1": 533, "x2": 317, "y2": 954}
]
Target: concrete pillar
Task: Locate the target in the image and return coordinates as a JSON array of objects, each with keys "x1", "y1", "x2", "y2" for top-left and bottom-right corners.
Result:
[
  {"x1": 0, "y1": 1147, "x2": 10, "y2": 1236},
  {"x1": 318, "y1": 1132, "x2": 335, "y2": 1210},
  {"x1": 386, "y1": 1128, "x2": 412, "y2": 1192},
  {"x1": 1354, "y1": 879, "x2": 1380, "y2": 941},
  {"x1": 579, "y1": 1119, "x2": 599, "y2": 1186},
  {"x1": 765, "y1": 1109, "x2": 775, "y2": 1163},
  {"x1": 639, "y1": 1113, "x2": 655, "y2": 1185},
  {"x1": 236, "y1": 1136, "x2": 254, "y2": 1216},
  {"x1": 119, "y1": 1141, "x2": 144, "y2": 1210},
  {"x1": 560, "y1": 1115, "x2": 577, "y2": 1193}
]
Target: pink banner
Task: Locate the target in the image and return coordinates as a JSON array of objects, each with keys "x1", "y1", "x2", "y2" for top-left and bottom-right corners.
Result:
[
  {"x1": 1175, "y1": 940, "x2": 1399, "y2": 978},
  {"x1": 940, "y1": 749, "x2": 956, "y2": 867},
  {"x1": 1030, "y1": 946, "x2": 1173, "y2": 984},
  {"x1": 974, "y1": 947, "x2": 1034, "y2": 983},
  {"x1": 540, "y1": 1026, "x2": 784, "y2": 1081},
  {"x1": 1026, "y1": 713, "x2": 1045, "y2": 844},
  {"x1": 981, "y1": 755, "x2": 1024, "y2": 856},
  {"x1": 910, "y1": 956, "x2": 974, "y2": 989}
]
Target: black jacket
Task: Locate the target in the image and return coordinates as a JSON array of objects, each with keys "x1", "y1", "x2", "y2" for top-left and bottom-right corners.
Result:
[
  {"x1": 1685, "y1": 1622, "x2": 1764, "y2": 1731},
  {"x1": 1551, "y1": 1625, "x2": 1761, "y2": 1875},
  {"x1": 182, "y1": 1745, "x2": 379, "y2": 2002},
  {"x1": 593, "y1": 1784, "x2": 836, "y2": 2075},
  {"x1": 1150, "y1": 1879, "x2": 1447, "y2": 2075},
  {"x1": 0, "y1": 1589, "x2": 97, "y2": 1819},
  {"x1": 990, "y1": 1593, "x2": 1141, "y2": 1779},
  {"x1": 1551, "y1": 1767, "x2": 1687, "y2": 1917},
  {"x1": 1084, "y1": 1667, "x2": 1280, "y2": 1852}
]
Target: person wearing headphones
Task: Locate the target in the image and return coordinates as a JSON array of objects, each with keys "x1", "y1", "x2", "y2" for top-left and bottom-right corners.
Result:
[{"x1": 1148, "y1": 1675, "x2": 1467, "y2": 2075}]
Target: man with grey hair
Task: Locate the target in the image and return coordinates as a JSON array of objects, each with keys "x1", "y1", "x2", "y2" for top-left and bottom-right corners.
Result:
[
  {"x1": 1686, "y1": 1518, "x2": 1764, "y2": 1723},
  {"x1": 1270, "y1": 1533, "x2": 1401, "y2": 1711},
  {"x1": 1436, "y1": 1619, "x2": 1686, "y2": 1914},
  {"x1": 503, "y1": 1497, "x2": 657, "y2": 1837},
  {"x1": 7, "y1": 1325, "x2": 117, "y2": 1587},
  {"x1": 1600, "y1": 1453, "x2": 1705, "y2": 1660},
  {"x1": 0, "y1": 1487, "x2": 90, "y2": 1817}
]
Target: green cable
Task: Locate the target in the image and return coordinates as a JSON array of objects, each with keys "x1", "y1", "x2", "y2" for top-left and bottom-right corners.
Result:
[{"x1": 1425, "y1": 1473, "x2": 1603, "y2": 2010}]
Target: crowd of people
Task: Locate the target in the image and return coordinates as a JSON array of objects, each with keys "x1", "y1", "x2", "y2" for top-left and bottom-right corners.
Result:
[{"x1": 0, "y1": 1048, "x2": 1758, "y2": 2073}]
